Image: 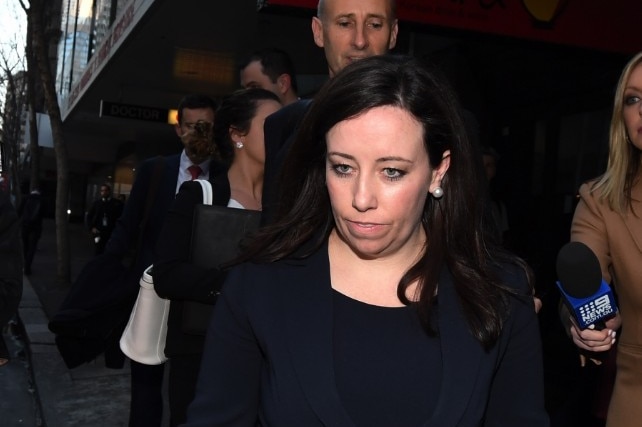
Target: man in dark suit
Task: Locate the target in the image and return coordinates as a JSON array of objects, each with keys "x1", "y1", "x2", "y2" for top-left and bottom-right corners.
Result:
[
  {"x1": 87, "y1": 184, "x2": 124, "y2": 255},
  {"x1": 104, "y1": 93, "x2": 217, "y2": 427},
  {"x1": 261, "y1": 0, "x2": 399, "y2": 224}
]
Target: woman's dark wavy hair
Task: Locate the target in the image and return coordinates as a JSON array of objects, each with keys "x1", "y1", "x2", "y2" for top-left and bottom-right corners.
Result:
[
  {"x1": 243, "y1": 54, "x2": 531, "y2": 350},
  {"x1": 213, "y1": 88, "x2": 281, "y2": 167}
]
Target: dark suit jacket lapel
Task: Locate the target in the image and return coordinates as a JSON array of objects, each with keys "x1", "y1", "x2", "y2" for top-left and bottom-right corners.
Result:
[
  {"x1": 280, "y1": 244, "x2": 355, "y2": 427},
  {"x1": 425, "y1": 269, "x2": 485, "y2": 427},
  {"x1": 165, "y1": 154, "x2": 180, "y2": 194}
]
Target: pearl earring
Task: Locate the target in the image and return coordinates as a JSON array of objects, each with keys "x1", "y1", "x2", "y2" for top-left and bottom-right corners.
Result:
[
  {"x1": 235, "y1": 141, "x2": 244, "y2": 149},
  {"x1": 432, "y1": 187, "x2": 444, "y2": 199}
]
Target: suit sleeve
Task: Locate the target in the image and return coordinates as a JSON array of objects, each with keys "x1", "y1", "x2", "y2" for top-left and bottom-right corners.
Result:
[
  {"x1": 183, "y1": 266, "x2": 261, "y2": 427},
  {"x1": 104, "y1": 159, "x2": 154, "y2": 258},
  {"x1": 261, "y1": 100, "x2": 311, "y2": 225},
  {"x1": 570, "y1": 182, "x2": 612, "y2": 283},
  {"x1": 484, "y1": 268, "x2": 550, "y2": 427},
  {"x1": 86, "y1": 200, "x2": 97, "y2": 230},
  {"x1": 154, "y1": 180, "x2": 226, "y2": 303}
]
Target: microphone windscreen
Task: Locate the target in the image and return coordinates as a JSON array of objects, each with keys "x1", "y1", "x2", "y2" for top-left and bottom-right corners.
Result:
[{"x1": 556, "y1": 241, "x2": 603, "y2": 299}]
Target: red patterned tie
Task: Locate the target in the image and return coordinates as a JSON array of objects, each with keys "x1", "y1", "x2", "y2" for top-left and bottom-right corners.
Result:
[{"x1": 187, "y1": 165, "x2": 202, "y2": 181}]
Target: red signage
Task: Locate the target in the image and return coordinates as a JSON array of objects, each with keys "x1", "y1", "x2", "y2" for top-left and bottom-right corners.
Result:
[{"x1": 266, "y1": 0, "x2": 642, "y2": 54}]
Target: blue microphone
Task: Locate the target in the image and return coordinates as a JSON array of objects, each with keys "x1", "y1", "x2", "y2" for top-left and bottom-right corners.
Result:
[{"x1": 556, "y1": 241, "x2": 617, "y2": 330}]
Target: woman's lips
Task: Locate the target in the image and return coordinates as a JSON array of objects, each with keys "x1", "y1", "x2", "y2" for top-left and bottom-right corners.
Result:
[{"x1": 346, "y1": 220, "x2": 384, "y2": 236}]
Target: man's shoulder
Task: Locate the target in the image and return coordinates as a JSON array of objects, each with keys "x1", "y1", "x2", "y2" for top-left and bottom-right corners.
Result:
[
  {"x1": 141, "y1": 153, "x2": 181, "y2": 167},
  {"x1": 134, "y1": 154, "x2": 180, "y2": 182},
  {"x1": 265, "y1": 99, "x2": 312, "y2": 127}
]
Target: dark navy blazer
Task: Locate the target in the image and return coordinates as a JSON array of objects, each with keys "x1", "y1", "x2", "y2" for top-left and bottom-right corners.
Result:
[
  {"x1": 184, "y1": 245, "x2": 550, "y2": 427},
  {"x1": 260, "y1": 98, "x2": 312, "y2": 225},
  {"x1": 105, "y1": 154, "x2": 181, "y2": 277}
]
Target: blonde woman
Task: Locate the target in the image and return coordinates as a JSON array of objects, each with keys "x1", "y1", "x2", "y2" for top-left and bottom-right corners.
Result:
[{"x1": 568, "y1": 51, "x2": 642, "y2": 427}]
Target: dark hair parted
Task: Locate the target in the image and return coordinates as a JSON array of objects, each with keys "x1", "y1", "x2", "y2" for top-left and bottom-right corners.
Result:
[
  {"x1": 244, "y1": 55, "x2": 531, "y2": 350},
  {"x1": 240, "y1": 48, "x2": 299, "y2": 93},
  {"x1": 176, "y1": 94, "x2": 218, "y2": 125},
  {"x1": 213, "y1": 88, "x2": 281, "y2": 167}
]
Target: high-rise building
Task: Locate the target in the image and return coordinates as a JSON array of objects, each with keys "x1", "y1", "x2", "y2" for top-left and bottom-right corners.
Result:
[{"x1": 56, "y1": 0, "x2": 122, "y2": 98}]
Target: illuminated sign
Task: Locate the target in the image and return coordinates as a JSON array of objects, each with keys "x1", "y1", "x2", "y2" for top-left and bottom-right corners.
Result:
[{"x1": 99, "y1": 100, "x2": 169, "y2": 123}]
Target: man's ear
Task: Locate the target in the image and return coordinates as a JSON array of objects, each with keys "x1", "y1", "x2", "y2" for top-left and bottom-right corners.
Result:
[
  {"x1": 277, "y1": 74, "x2": 291, "y2": 95},
  {"x1": 388, "y1": 19, "x2": 399, "y2": 49},
  {"x1": 311, "y1": 16, "x2": 324, "y2": 48},
  {"x1": 174, "y1": 123, "x2": 183, "y2": 138}
]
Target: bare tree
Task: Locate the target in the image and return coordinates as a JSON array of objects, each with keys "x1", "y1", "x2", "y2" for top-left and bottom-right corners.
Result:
[
  {"x1": 0, "y1": 39, "x2": 26, "y2": 206},
  {"x1": 24, "y1": 3, "x2": 41, "y2": 194},
  {"x1": 20, "y1": 0, "x2": 70, "y2": 285}
]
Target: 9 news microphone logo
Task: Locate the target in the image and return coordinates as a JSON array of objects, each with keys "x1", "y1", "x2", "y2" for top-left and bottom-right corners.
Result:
[
  {"x1": 556, "y1": 241, "x2": 619, "y2": 330},
  {"x1": 578, "y1": 294, "x2": 615, "y2": 327},
  {"x1": 557, "y1": 280, "x2": 617, "y2": 330}
]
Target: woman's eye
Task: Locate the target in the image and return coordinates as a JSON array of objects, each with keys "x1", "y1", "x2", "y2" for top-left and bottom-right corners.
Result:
[
  {"x1": 624, "y1": 95, "x2": 641, "y2": 106},
  {"x1": 333, "y1": 164, "x2": 352, "y2": 176},
  {"x1": 383, "y1": 168, "x2": 404, "y2": 180}
]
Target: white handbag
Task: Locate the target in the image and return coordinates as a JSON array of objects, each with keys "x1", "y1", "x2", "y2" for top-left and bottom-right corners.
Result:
[
  {"x1": 119, "y1": 265, "x2": 170, "y2": 365},
  {"x1": 195, "y1": 178, "x2": 213, "y2": 204}
]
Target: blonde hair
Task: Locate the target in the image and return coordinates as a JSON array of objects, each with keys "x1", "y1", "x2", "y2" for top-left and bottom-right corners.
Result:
[{"x1": 592, "y1": 51, "x2": 642, "y2": 214}]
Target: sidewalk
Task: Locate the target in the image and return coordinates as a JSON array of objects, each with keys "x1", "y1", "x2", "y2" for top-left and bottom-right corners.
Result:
[{"x1": 1, "y1": 218, "x2": 132, "y2": 426}]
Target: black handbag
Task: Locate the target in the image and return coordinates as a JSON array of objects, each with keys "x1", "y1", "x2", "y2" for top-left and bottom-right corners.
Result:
[{"x1": 182, "y1": 180, "x2": 260, "y2": 335}]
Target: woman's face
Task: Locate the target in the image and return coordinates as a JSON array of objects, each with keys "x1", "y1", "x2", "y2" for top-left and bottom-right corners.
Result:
[
  {"x1": 240, "y1": 99, "x2": 282, "y2": 164},
  {"x1": 325, "y1": 106, "x2": 449, "y2": 260},
  {"x1": 623, "y1": 62, "x2": 642, "y2": 151}
]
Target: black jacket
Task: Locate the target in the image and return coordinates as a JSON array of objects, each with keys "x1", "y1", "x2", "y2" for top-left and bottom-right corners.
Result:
[
  {"x1": 185, "y1": 246, "x2": 550, "y2": 427},
  {"x1": 154, "y1": 170, "x2": 230, "y2": 356},
  {"x1": 0, "y1": 192, "x2": 23, "y2": 325},
  {"x1": 87, "y1": 196, "x2": 124, "y2": 236}
]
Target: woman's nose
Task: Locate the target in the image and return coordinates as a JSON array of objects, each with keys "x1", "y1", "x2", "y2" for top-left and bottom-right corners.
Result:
[{"x1": 351, "y1": 175, "x2": 376, "y2": 212}]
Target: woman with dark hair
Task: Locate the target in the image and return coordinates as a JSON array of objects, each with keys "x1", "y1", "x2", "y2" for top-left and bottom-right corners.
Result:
[
  {"x1": 154, "y1": 88, "x2": 281, "y2": 426},
  {"x1": 184, "y1": 55, "x2": 548, "y2": 427}
]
